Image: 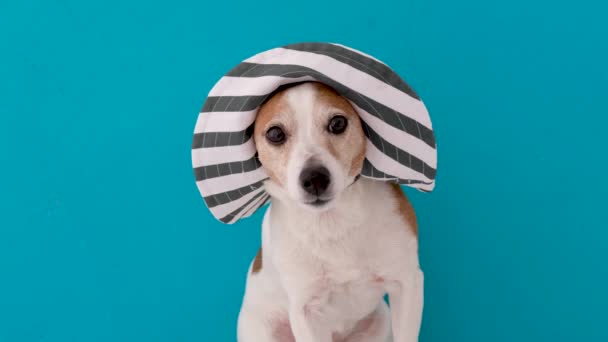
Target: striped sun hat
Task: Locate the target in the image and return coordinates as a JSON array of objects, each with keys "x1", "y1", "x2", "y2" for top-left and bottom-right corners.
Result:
[{"x1": 192, "y1": 42, "x2": 437, "y2": 224}]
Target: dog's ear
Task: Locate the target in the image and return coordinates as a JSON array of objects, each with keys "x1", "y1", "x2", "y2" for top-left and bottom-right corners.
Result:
[{"x1": 192, "y1": 42, "x2": 436, "y2": 224}]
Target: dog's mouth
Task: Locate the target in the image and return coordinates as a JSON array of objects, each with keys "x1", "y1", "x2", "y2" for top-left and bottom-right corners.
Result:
[
  {"x1": 303, "y1": 197, "x2": 333, "y2": 208},
  {"x1": 308, "y1": 198, "x2": 329, "y2": 206}
]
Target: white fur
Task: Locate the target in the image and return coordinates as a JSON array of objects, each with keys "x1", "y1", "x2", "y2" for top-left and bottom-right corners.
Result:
[
  {"x1": 284, "y1": 84, "x2": 352, "y2": 208},
  {"x1": 237, "y1": 84, "x2": 424, "y2": 342}
]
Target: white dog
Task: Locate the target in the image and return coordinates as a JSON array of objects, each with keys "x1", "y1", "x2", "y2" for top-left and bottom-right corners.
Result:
[{"x1": 236, "y1": 82, "x2": 424, "y2": 342}]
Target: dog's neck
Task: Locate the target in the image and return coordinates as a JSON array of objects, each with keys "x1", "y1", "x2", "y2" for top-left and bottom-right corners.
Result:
[{"x1": 266, "y1": 177, "x2": 392, "y2": 244}]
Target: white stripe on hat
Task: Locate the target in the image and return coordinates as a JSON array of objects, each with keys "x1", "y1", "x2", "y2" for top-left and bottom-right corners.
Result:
[
  {"x1": 195, "y1": 167, "x2": 267, "y2": 197},
  {"x1": 192, "y1": 143, "x2": 257, "y2": 168},
  {"x1": 194, "y1": 110, "x2": 256, "y2": 133}
]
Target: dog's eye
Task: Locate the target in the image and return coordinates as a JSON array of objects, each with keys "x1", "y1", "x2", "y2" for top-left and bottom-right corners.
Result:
[
  {"x1": 265, "y1": 126, "x2": 286, "y2": 145},
  {"x1": 328, "y1": 115, "x2": 348, "y2": 135}
]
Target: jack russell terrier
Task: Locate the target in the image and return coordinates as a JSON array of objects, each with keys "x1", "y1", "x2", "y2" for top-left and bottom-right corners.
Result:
[{"x1": 236, "y1": 82, "x2": 424, "y2": 342}]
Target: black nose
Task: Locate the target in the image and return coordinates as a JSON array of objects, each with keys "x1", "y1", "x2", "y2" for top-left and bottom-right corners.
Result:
[{"x1": 299, "y1": 166, "x2": 331, "y2": 196}]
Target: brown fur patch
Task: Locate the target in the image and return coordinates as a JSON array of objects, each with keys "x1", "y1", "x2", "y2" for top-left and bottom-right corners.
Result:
[
  {"x1": 390, "y1": 183, "x2": 418, "y2": 236},
  {"x1": 314, "y1": 83, "x2": 359, "y2": 118},
  {"x1": 348, "y1": 141, "x2": 366, "y2": 177},
  {"x1": 255, "y1": 90, "x2": 288, "y2": 134},
  {"x1": 254, "y1": 89, "x2": 292, "y2": 185},
  {"x1": 251, "y1": 248, "x2": 263, "y2": 274}
]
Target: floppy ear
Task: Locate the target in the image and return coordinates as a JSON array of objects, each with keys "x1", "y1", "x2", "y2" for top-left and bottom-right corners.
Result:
[{"x1": 192, "y1": 42, "x2": 437, "y2": 224}]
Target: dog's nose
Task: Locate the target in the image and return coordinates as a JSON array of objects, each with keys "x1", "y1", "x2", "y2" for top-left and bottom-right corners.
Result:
[{"x1": 299, "y1": 166, "x2": 331, "y2": 196}]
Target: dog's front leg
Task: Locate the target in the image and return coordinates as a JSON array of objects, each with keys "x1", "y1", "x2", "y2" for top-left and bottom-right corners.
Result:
[
  {"x1": 387, "y1": 269, "x2": 424, "y2": 342},
  {"x1": 288, "y1": 303, "x2": 332, "y2": 342},
  {"x1": 285, "y1": 282, "x2": 333, "y2": 342}
]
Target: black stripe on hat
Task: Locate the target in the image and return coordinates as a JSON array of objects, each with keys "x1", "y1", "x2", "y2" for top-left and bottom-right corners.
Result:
[
  {"x1": 361, "y1": 159, "x2": 434, "y2": 185},
  {"x1": 192, "y1": 123, "x2": 254, "y2": 149},
  {"x1": 221, "y1": 63, "x2": 435, "y2": 148},
  {"x1": 193, "y1": 155, "x2": 262, "y2": 181},
  {"x1": 220, "y1": 191, "x2": 266, "y2": 223},
  {"x1": 282, "y1": 43, "x2": 420, "y2": 100},
  {"x1": 203, "y1": 180, "x2": 266, "y2": 208},
  {"x1": 201, "y1": 94, "x2": 267, "y2": 112},
  {"x1": 362, "y1": 121, "x2": 436, "y2": 180}
]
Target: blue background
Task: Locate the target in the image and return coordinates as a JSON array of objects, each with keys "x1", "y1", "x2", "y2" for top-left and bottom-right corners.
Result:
[{"x1": 1, "y1": 0, "x2": 607, "y2": 341}]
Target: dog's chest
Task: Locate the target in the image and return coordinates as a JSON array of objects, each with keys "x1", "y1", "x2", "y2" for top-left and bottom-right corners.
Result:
[
  {"x1": 300, "y1": 259, "x2": 389, "y2": 322},
  {"x1": 276, "y1": 236, "x2": 394, "y2": 318}
]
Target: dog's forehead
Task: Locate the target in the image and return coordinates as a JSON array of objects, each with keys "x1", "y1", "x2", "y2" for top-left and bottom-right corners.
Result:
[
  {"x1": 257, "y1": 83, "x2": 324, "y2": 129},
  {"x1": 282, "y1": 83, "x2": 357, "y2": 122},
  {"x1": 286, "y1": 83, "x2": 323, "y2": 129},
  {"x1": 285, "y1": 83, "x2": 318, "y2": 112}
]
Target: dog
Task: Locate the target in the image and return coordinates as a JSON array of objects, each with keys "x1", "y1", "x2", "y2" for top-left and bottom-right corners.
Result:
[{"x1": 236, "y1": 82, "x2": 424, "y2": 342}]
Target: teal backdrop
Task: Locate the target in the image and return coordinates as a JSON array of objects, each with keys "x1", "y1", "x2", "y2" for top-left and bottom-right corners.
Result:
[{"x1": 1, "y1": 0, "x2": 607, "y2": 341}]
